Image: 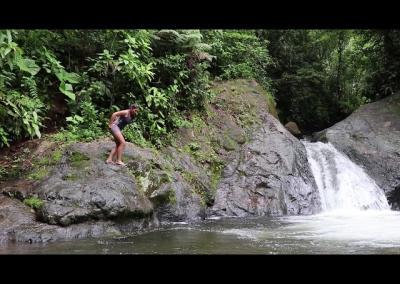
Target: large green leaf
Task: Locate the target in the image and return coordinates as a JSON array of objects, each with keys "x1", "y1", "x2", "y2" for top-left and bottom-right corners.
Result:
[
  {"x1": 55, "y1": 70, "x2": 80, "y2": 84},
  {"x1": 32, "y1": 111, "x2": 38, "y2": 123},
  {"x1": 15, "y1": 56, "x2": 41, "y2": 76},
  {"x1": 33, "y1": 124, "x2": 41, "y2": 138},
  {"x1": 63, "y1": 72, "x2": 80, "y2": 84},
  {"x1": 6, "y1": 30, "x2": 12, "y2": 44},
  {"x1": 59, "y1": 82, "x2": 76, "y2": 101}
]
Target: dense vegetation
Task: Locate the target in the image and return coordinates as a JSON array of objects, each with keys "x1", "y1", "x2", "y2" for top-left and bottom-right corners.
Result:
[
  {"x1": 1, "y1": 29, "x2": 399, "y2": 148},
  {"x1": 262, "y1": 30, "x2": 400, "y2": 131}
]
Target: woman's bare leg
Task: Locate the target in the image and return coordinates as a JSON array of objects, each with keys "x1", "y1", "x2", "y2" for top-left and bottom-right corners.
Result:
[
  {"x1": 116, "y1": 142, "x2": 126, "y2": 165},
  {"x1": 112, "y1": 130, "x2": 126, "y2": 165},
  {"x1": 111, "y1": 146, "x2": 118, "y2": 162},
  {"x1": 106, "y1": 145, "x2": 118, "y2": 163},
  {"x1": 107, "y1": 128, "x2": 121, "y2": 164}
]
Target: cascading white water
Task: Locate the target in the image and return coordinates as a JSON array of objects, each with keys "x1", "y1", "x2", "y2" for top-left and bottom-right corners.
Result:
[
  {"x1": 303, "y1": 141, "x2": 390, "y2": 212},
  {"x1": 217, "y1": 142, "x2": 400, "y2": 252}
]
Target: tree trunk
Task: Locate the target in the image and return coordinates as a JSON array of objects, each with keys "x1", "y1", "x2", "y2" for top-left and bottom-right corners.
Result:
[{"x1": 336, "y1": 31, "x2": 345, "y2": 99}]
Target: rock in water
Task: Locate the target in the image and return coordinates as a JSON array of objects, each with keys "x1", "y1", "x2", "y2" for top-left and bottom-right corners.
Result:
[{"x1": 0, "y1": 195, "x2": 150, "y2": 243}]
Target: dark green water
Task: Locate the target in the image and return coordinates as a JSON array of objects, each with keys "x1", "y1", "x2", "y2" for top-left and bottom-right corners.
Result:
[{"x1": 2, "y1": 212, "x2": 400, "y2": 254}]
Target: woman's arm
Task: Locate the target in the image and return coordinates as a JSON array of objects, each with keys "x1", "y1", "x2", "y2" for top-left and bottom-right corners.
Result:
[{"x1": 109, "y1": 110, "x2": 129, "y2": 127}]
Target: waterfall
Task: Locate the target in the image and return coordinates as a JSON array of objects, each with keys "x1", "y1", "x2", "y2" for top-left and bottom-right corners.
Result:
[{"x1": 303, "y1": 141, "x2": 390, "y2": 212}]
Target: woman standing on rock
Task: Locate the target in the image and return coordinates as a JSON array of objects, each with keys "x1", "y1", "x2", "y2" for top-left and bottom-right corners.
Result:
[{"x1": 106, "y1": 104, "x2": 139, "y2": 166}]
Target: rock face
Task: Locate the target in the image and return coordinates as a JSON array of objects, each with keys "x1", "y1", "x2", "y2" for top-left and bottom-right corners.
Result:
[
  {"x1": 315, "y1": 93, "x2": 400, "y2": 209},
  {"x1": 35, "y1": 141, "x2": 211, "y2": 227},
  {"x1": 0, "y1": 139, "x2": 212, "y2": 243},
  {"x1": 212, "y1": 113, "x2": 321, "y2": 217},
  {"x1": 0, "y1": 79, "x2": 321, "y2": 243},
  {"x1": 36, "y1": 142, "x2": 153, "y2": 226}
]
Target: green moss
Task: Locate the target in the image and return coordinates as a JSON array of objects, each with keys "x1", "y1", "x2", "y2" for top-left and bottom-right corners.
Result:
[
  {"x1": 212, "y1": 79, "x2": 278, "y2": 122},
  {"x1": 52, "y1": 149, "x2": 63, "y2": 163},
  {"x1": 28, "y1": 167, "x2": 50, "y2": 181},
  {"x1": 238, "y1": 109, "x2": 260, "y2": 128},
  {"x1": 188, "y1": 142, "x2": 201, "y2": 152},
  {"x1": 126, "y1": 163, "x2": 148, "y2": 193},
  {"x1": 221, "y1": 135, "x2": 238, "y2": 151},
  {"x1": 181, "y1": 170, "x2": 213, "y2": 206},
  {"x1": 69, "y1": 151, "x2": 90, "y2": 168},
  {"x1": 161, "y1": 161, "x2": 174, "y2": 177},
  {"x1": 168, "y1": 190, "x2": 177, "y2": 205},
  {"x1": 181, "y1": 171, "x2": 203, "y2": 197},
  {"x1": 138, "y1": 172, "x2": 151, "y2": 193},
  {"x1": 264, "y1": 94, "x2": 278, "y2": 118},
  {"x1": 184, "y1": 145, "x2": 213, "y2": 165},
  {"x1": 62, "y1": 172, "x2": 79, "y2": 181},
  {"x1": 130, "y1": 162, "x2": 173, "y2": 196},
  {"x1": 0, "y1": 144, "x2": 62, "y2": 182},
  {"x1": 166, "y1": 80, "x2": 278, "y2": 206},
  {"x1": 35, "y1": 147, "x2": 64, "y2": 167},
  {"x1": 210, "y1": 164, "x2": 223, "y2": 193},
  {"x1": 50, "y1": 131, "x2": 80, "y2": 142},
  {"x1": 23, "y1": 197, "x2": 44, "y2": 209},
  {"x1": 163, "y1": 171, "x2": 173, "y2": 183},
  {"x1": 36, "y1": 157, "x2": 50, "y2": 166},
  {"x1": 205, "y1": 105, "x2": 217, "y2": 119},
  {"x1": 191, "y1": 114, "x2": 207, "y2": 130},
  {"x1": 181, "y1": 171, "x2": 195, "y2": 184}
]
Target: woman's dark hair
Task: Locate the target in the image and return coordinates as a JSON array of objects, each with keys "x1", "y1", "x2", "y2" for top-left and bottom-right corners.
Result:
[{"x1": 130, "y1": 104, "x2": 138, "y2": 110}]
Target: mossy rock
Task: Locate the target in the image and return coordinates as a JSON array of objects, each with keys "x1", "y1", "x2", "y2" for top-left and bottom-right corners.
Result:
[
  {"x1": 62, "y1": 172, "x2": 80, "y2": 181},
  {"x1": 181, "y1": 171, "x2": 213, "y2": 206},
  {"x1": 220, "y1": 134, "x2": 239, "y2": 151},
  {"x1": 23, "y1": 196, "x2": 44, "y2": 210},
  {"x1": 23, "y1": 145, "x2": 65, "y2": 182},
  {"x1": 68, "y1": 151, "x2": 90, "y2": 168},
  {"x1": 210, "y1": 162, "x2": 224, "y2": 193},
  {"x1": 224, "y1": 127, "x2": 246, "y2": 145},
  {"x1": 149, "y1": 185, "x2": 176, "y2": 206},
  {"x1": 131, "y1": 163, "x2": 174, "y2": 196},
  {"x1": 127, "y1": 159, "x2": 152, "y2": 177},
  {"x1": 27, "y1": 167, "x2": 51, "y2": 181}
]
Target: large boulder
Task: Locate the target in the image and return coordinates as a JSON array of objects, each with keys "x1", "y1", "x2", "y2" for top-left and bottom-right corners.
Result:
[
  {"x1": 34, "y1": 141, "x2": 210, "y2": 227},
  {"x1": 315, "y1": 93, "x2": 400, "y2": 209},
  {"x1": 35, "y1": 142, "x2": 153, "y2": 226},
  {"x1": 0, "y1": 195, "x2": 151, "y2": 243},
  {"x1": 212, "y1": 113, "x2": 321, "y2": 217},
  {"x1": 0, "y1": 139, "x2": 210, "y2": 243}
]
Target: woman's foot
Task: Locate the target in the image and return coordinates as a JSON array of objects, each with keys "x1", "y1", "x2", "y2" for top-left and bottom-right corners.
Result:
[
  {"x1": 106, "y1": 159, "x2": 115, "y2": 164},
  {"x1": 115, "y1": 161, "x2": 126, "y2": 166}
]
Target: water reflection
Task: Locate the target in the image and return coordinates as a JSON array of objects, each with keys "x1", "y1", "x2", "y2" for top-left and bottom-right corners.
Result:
[{"x1": 2, "y1": 212, "x2": 400, "y2": 254}]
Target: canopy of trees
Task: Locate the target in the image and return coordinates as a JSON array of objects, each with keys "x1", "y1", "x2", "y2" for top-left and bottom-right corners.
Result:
[{"x1": 1, "y1": 29, "x2": 399, "y2": 148}]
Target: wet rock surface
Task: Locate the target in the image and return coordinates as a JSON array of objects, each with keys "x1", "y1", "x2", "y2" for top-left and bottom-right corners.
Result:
[{"x1": 212, "y1": 113, "x2": 321, "y2": 217}]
